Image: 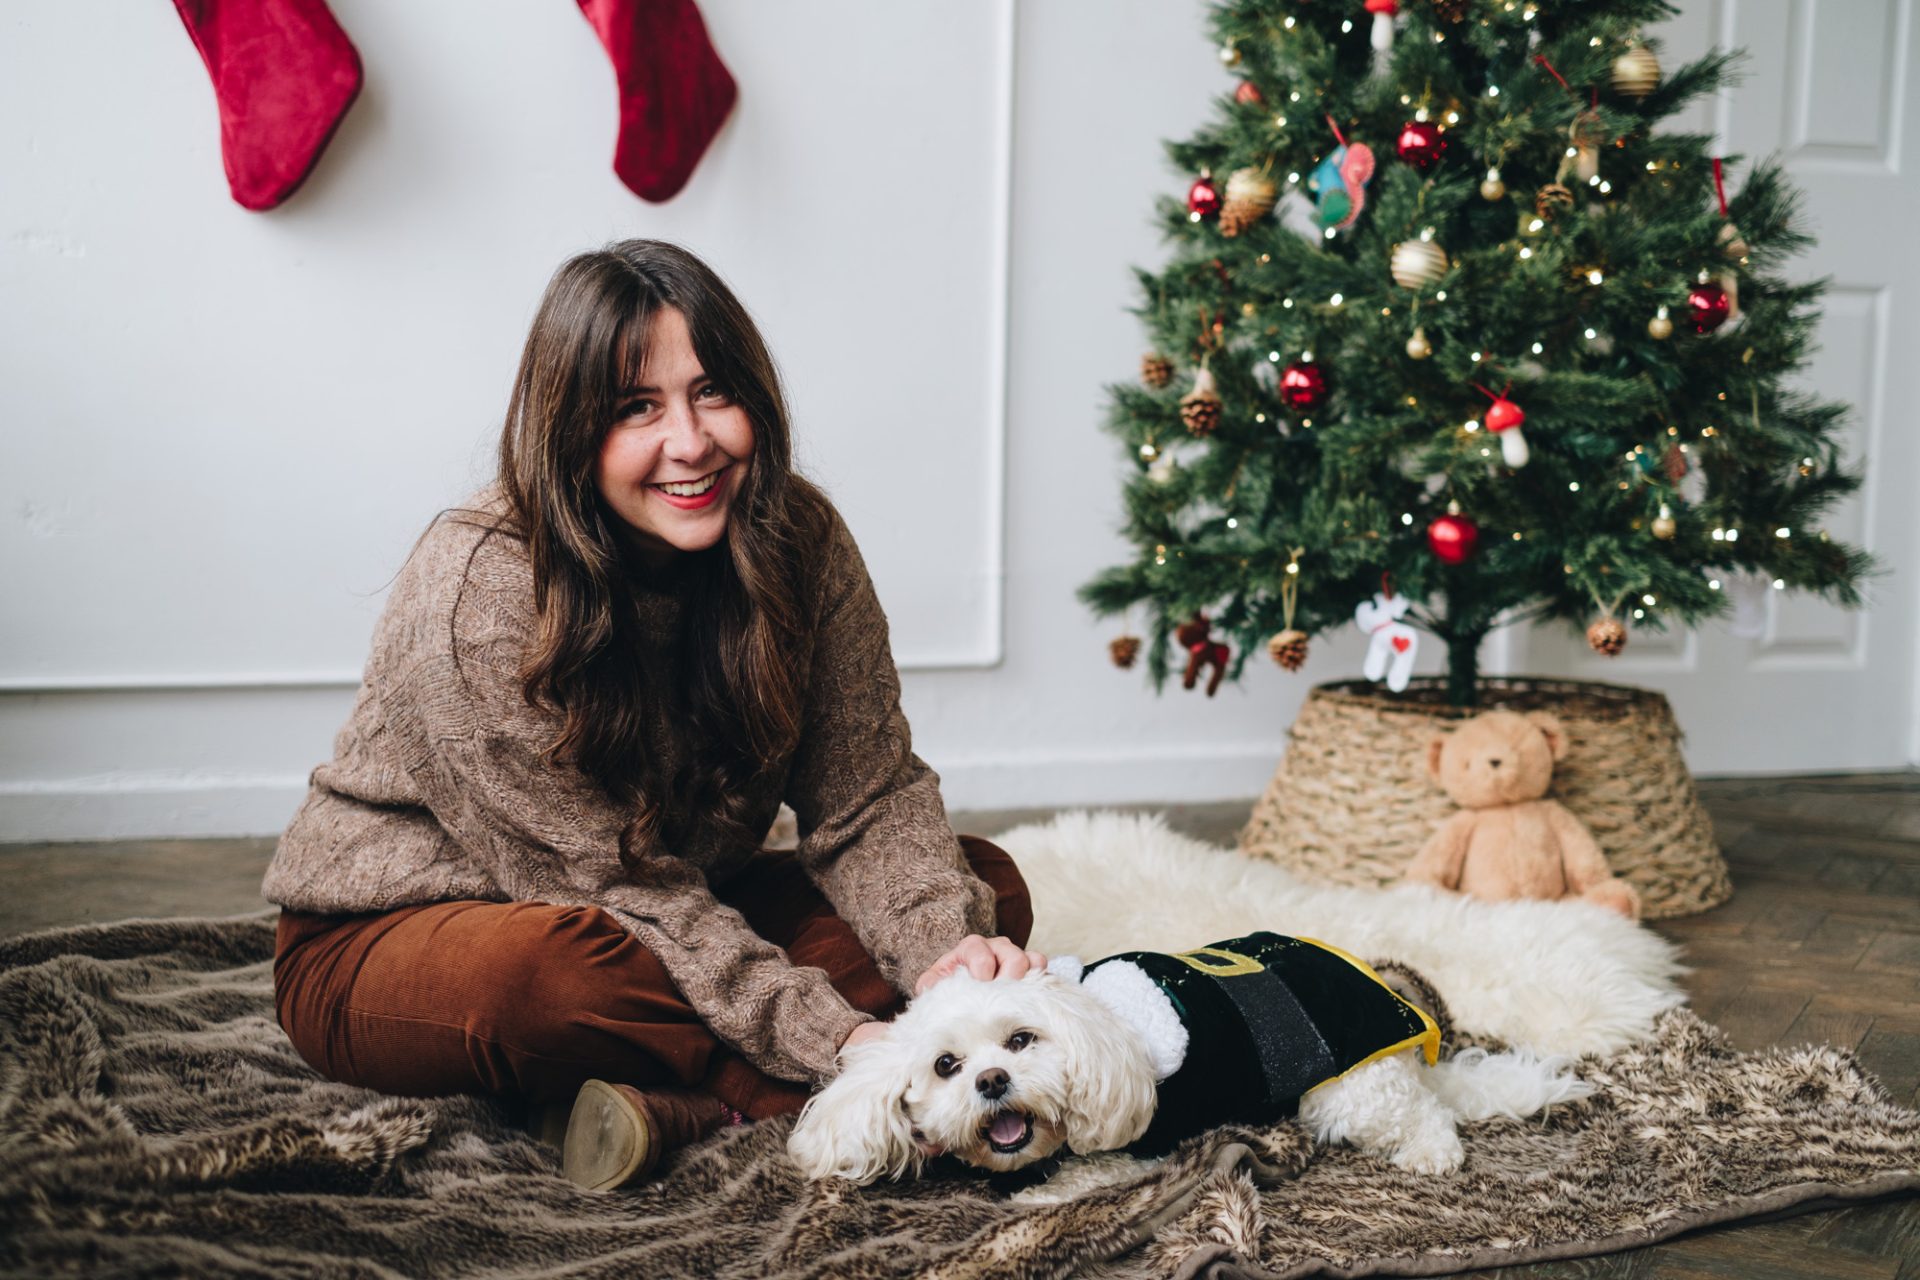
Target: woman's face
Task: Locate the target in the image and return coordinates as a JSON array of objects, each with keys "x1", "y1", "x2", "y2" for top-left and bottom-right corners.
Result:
[{"x1": 595, "y1": 306, "x2": 754, "y2": 567}]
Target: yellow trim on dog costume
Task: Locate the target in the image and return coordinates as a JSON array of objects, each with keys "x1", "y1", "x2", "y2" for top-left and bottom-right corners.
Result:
[
  {"x1": 1169, "y1": 946, "x2": 1268, "y2": 977},
  {"x1": 1295, "y1": 936, "x2": 1443, "y2": 1075}
]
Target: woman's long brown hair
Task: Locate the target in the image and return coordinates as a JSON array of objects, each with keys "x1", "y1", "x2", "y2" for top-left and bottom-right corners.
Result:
[{"x1": 464, "y1": 239, "x2": 833, "y2": 860}]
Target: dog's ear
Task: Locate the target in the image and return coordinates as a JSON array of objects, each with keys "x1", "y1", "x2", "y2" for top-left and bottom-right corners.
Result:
[
  {"x1": 1046, "y1": 987, "x2": 1159, "y2": 1154},
  {"x1": 786, "y1": 1034, "x2": 926, "y2": 1186}
]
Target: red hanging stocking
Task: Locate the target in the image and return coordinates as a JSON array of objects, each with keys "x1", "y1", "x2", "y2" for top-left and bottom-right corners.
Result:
[
  {"x1": 575, "y1": 0, "x2": 738, "y2": 202},
  {"x1": 170, "y1": 0, "x2": 363, "y2": 212}
]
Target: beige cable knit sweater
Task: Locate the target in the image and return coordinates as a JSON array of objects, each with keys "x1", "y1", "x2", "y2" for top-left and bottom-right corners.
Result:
[{"x1": 263, "y1": 487, "x2": 995, "y2": 1085}]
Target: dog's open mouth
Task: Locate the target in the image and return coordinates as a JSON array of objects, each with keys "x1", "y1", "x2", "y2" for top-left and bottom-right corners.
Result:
[{"x1": 983, "y1": 1110, "x2": 1034, "y2": 1154}]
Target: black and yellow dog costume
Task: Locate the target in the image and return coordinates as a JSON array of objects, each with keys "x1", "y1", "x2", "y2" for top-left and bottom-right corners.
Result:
[{"x1": 1078, "y1": 931, "x2": 1442, "y2": 1156}]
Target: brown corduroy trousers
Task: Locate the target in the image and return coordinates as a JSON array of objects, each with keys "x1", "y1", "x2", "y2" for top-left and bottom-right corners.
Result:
[{"x1": 273, "y1": 836, "x2": 1033, "y2": 1121}]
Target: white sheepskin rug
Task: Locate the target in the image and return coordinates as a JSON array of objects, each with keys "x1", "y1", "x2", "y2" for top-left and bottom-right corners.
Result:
[{"x1": 997, "y1": 810, "x2": 1687, "y2": 1060}]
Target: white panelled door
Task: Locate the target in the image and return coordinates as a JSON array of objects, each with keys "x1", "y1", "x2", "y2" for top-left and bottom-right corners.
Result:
[{"x1": 1511, "y1": 0, "x2": 1920, "y2": 773}]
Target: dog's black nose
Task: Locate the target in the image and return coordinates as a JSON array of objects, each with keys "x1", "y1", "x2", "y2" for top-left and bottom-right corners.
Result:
[
  {"x1": 1487, "y1": 757, "x2": 1502, "y2": 769},
  {"x1": 975, "y1": 1067, "x2": 1010, "y2": 1099}
]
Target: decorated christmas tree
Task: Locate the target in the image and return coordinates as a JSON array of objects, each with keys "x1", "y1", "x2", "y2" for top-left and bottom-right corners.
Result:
[{"x1": 1081, "y1": 0, "x2": 1872, "y2": 707}]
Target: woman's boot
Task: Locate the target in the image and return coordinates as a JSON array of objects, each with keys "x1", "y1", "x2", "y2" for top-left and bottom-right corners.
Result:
[{"x1": 559, "y1": 1079, "x2": 730, "y2": 1190}]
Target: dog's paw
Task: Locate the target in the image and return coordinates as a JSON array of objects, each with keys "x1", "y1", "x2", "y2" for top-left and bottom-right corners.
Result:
[{"x1": 1389, "y1": 1128, "x2": 1464, "y2": 1175}]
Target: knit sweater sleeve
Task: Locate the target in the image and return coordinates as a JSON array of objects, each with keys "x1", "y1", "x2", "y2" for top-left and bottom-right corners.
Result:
[
  {"x1": 396, "y1": 578, "x2": 870, "y2": 1085},
  {"x1": 788, "y1": 514, "x2": 998, "y2": 997}
]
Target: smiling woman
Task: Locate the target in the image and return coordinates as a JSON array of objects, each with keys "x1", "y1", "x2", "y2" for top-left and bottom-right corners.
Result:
[
  {"x1": 257, "y1": 240, "x2": 1043, "y2": 1192},
  {"x1": 595, "y1": 306, "x2": 755, "y2": 566}
]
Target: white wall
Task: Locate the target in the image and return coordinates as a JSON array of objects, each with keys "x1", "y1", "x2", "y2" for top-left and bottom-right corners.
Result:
[{"x1": 3, "y1": 1, "x2": 1913, "y2": 841}]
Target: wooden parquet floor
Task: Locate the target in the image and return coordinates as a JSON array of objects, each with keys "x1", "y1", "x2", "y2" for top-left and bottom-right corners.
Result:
[{"x1": 2, "y1": 772, "x2": 1916, "y2": 1276}]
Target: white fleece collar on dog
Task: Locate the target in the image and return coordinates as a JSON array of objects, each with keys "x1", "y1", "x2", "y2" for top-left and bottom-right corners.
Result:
[{"x1": 1045, "y1": 954, "x2": 1188, "y2": 1082}]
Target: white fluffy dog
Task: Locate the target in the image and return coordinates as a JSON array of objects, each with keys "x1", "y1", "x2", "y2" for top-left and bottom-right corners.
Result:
[{"x1": 788, "y1": 954, "x2": 1589, "y2": 1185}]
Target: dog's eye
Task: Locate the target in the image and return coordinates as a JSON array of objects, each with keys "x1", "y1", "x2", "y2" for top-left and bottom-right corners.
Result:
[
  {"x1": 934, "y1": 1053, "x2": 960, "y2": 1078},
  {"x1": 1006, "y1": 1031, "x2": 1036, "y2": 1052}
]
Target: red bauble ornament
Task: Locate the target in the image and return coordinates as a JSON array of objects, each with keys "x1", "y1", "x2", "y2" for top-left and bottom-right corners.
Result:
[
  {"x1": 1395, "y1": 120, "x2": 1447, "y2": 170},
  {"x1": 1278, "y1": 361, "x2": 1329, "y2": 413},
  {"x1": 1686, "y1": 281, "x2": 1731, "y2": 333},
  {"x1": 1427, "y1": 511, "x2": 1480, "y2": 564},
  {"x1": 1484, "y1": 396, "x2": 1525, "y2": 433},
  {"x1": 1234, "y1": 80, "x2": 1264, "y2": 105},
  {"x1": 1187, "y1": 172, "x2": 1222, "y2": 218}
]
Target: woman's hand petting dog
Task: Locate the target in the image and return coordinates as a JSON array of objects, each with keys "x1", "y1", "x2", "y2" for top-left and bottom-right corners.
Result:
[
  {"x1": 914, "y1": 934, "x2": 1049, "y2": 995},
  {"x1": 836, "y1": 937, "x2": 1052, "y2": 1053}
]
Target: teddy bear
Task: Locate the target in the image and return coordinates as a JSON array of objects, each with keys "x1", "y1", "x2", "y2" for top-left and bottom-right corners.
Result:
[{"x1": 1401, "y1": 709, "x2": 1641, "y2": 919}]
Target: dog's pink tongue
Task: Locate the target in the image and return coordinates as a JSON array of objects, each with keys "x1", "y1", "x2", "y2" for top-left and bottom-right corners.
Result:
[{"x1": 989, "y1": 1113, "x2": 1029, "y2": 1145}]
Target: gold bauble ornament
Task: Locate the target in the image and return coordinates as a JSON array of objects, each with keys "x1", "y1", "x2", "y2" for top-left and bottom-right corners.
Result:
[
  {"x1": 1266, "y1": 629, "x2": 1310, "y2": 671},
  {"x1": 1651, "y1": 504, "x2": 1678, "y2": 540},
  {"x1": 1647, "y1": 306, "x2": 1673, "y2": 340},
  {"x1": 1610, "y1": 44, "x2": 1661, "y2": 99},
  {"x1": 1219, "y1": 167, "x2": 1279, "y2": 238},
  {"x1": 1390, "y1": 237, "x2": 1449, "y2": 288},
  {"x1": 1405, "y1": 326, "x2": 1432, "y2": 360},
  {"x1": 1479, "y1": 166, "x2": 1506, "y2": 201},
  {"x1": 1587, "y1": 617, "x2": 1628, "y2": 656},
  {"x1": 1219, "y1": 42, "x2": 1242, "y2": 67},
  {"x1": 1109, "y1": 635, "x2": 1142, "y2": 669},
  {"x1": 1179, "y1": 366, "x2": 1222, "y2": 437}
]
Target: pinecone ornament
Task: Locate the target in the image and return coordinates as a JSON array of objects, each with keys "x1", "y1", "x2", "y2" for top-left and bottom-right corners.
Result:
[
  {"x1": 1535, "y1": 183, "x2": 1575, "y2": 220},
  {"x1": 1140, "y1": 352, "x2": 1173, "y2": 388},
  {"x1": 1219, "y1": 168, "x2": 1278, "y2": 237},
  {"x1": 1180, "y1": 367, "x2": 1223, "y2": 437},
  {"x1": 1108, "y1": 634, "x2": 1141, "y2": 668},
  {"x1": 1431, "y1": 0, "x2": 1467, "y2": 21},
  {"x1": 1587, "y1": 617, "x2": 1628, "y2": 656},
  {"x1": 1266, "y1": 629, "x2": 1309, "y2": 671}
]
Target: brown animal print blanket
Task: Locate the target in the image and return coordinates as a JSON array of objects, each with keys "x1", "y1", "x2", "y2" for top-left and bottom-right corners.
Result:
[{"x1": 1, "y1": 911, "x2": 1914, "y2": 1279}]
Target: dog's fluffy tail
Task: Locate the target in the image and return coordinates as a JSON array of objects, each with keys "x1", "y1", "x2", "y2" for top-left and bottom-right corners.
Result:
[{"x1": 1424, "y1": 1047, "x2": 1592, "y2": 1121}]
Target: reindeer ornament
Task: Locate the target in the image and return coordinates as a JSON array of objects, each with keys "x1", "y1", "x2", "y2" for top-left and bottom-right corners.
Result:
[{"x1": 1175, "y1": 613, "x2": 1231, "y2": 697}]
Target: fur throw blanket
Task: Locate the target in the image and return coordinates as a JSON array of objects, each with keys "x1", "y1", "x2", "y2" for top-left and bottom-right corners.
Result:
[
  {"x1": 1001, "y1": 812, "x2": 1685, "y2": 1059},
  {"x1": 3, "y1": 813, "x2": 1916, "y2": 1278}
]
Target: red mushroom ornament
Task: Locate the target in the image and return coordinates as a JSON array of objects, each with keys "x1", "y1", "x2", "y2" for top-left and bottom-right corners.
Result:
[{"x1": 1478, "y1": 385, "x2": 1530, "y2": 467}]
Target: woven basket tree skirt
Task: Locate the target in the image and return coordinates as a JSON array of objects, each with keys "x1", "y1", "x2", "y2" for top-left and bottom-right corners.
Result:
[{"x1": 1240, "y1": 676, "x2": 1732, "y2": 919}]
